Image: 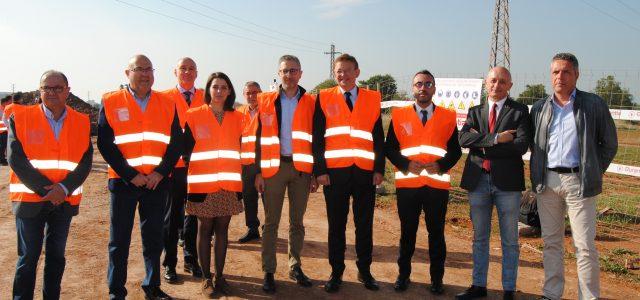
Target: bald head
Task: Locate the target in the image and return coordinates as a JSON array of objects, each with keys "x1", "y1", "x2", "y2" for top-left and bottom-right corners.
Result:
[
  {"x1": 174, "y1": 57, "x2": 198, "y2": 90},
  {"x1": 40, "y1": 70, "x2": 68, "y2": 87},
  {"x1": 125, "y1": 54, "x2": 154, "y2": 95},
  {"x1": 485, "y1": 66, "x2": 513, "y2": 101},
  {"x1": 127, "y1": 54, "x2": 151, "y2": 69}
]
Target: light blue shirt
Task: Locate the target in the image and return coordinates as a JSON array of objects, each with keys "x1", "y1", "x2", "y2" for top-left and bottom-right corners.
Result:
[
  {"x1": 279, "y1": 88, "x2": 300, "y2": 156},
  {"x1": 547, "y1": 89, "x2": 580, "y2": 168},
  {"x1": 41, "y1": 104, "x2": 70, "y2": 195},
  {"x1": 177, "y1": 85, "x2": 196, "y2": 100},
  {"x1": 42, "y1": 104, "x2": 67, "y2": 140},
  {"x1": 127, "y1": 85, "x2": 151, "y2": 112},
  {"x1": 339, "y1": 86, "x2": 358, "y2": 107}
]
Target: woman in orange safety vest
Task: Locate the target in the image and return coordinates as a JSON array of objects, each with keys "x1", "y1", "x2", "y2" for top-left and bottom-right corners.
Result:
[{"x1": 183, "y1": 72, "x2": 244, "y2": 296}]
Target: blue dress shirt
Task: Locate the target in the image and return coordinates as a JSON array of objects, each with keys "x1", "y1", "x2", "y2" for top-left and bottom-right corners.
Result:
[
  {"x1": 547, "y1": 89, "x2": 580, "y2": 168},
  {"x1": 279, "y1": 88, "x2": 300, "y2": 156},
  {"x1": 127, "y1": 85, "x2": 151, "y2": 112}
]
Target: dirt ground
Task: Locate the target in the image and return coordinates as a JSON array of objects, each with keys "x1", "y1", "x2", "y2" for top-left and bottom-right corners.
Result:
[{"x1": 1, "y1": 148, "x2": 639, "y2": 299}]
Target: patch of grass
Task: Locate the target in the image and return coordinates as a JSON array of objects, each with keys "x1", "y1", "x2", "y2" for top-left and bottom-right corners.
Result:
[
  {"x1": 611, "y1": 247, "x2": 637, "y2": 256},
  {"x1": 600, "y1": 255, "x2": 630, "y2": 276}
]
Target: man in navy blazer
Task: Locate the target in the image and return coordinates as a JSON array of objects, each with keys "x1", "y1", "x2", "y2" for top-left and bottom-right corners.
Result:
[{"x1": 457, "y1": 67, "x2": 531, "y2": 300}]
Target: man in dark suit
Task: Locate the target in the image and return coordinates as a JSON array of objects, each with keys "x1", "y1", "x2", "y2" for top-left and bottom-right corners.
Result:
[
  {"x1": 456, "y1": 67, "x2": 531, "y2": 300},
  {"x1": 313, "y1": 54, "x2": 385, "y2": 293}
]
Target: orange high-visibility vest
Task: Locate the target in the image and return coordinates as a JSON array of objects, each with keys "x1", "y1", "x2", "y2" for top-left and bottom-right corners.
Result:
[
  {"x1": 237, "y1": 104, "x2": 259, "y2": 165},
  {"x1": 319, "y1": 86, "x2": 380, "y2": 171},
  {"x1": 102, "y1": 89, "x2": 175, "y2": 179},
  {"x1": 258, "y1": 91, "x2": 315, "y2": 178},
  {"x1": 3, "y1": 103, "x2": 25, "y2": 121},
  {"x1": 159, "y1": 87, "x2": 205, "y2": 168},
  {"x1": 392, "y1": 105, "x2": 456, "y2": 189},
  {"x1": 9, "y1": 105, "x2": 90, "y2": 205},
  {"x1": 185, "y1": 105, "x2": 243, "y2": 193}
]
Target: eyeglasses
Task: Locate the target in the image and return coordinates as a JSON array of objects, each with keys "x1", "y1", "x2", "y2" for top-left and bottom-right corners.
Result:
[
  {"x1": 413, "y1": 81, "x2": 434, "y2": 89},
  {"x1": 279, "y1": 68, "x2": 300, "y2": 75},
  {"x1": 129, "y1": 67, "x2": 155, "y2": 74},
  {"x1": 40, "y1": 86, "x2": 66, "y2": 93},
  {"x1": 244, "y1": 91, "x2": 259, "y2": 96}
]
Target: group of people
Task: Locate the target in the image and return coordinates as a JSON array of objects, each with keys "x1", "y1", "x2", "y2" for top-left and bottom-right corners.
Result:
[{"x1": 7, "y1": 51, "x2": 617, "y2": 300}]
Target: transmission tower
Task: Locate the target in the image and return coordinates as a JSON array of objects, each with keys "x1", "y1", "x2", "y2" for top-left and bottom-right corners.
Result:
[
  {"x1": 489, "y1": 0, "x2": 510, "y2": 69},
  {"x1": 324, "y1": 44, "x2": 341, "y2": 79}
]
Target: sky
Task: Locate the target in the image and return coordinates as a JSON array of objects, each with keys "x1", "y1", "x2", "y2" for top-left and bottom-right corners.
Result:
[{"x1": 1, "y1": 0, "x2": 639, "y2": 104}]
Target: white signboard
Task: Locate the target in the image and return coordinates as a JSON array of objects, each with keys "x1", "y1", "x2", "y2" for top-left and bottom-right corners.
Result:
[{"x1": 432, "y1": 78, "x2": 484, "y2": 129}]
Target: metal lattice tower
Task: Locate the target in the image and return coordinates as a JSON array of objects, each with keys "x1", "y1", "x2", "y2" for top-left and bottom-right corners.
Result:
[
  {"x1": 489, "y1": 0, "x2": 510, "y2": 69},
  {"x1": 324, "y1": 44, "x2": 341, "y2": 79}
]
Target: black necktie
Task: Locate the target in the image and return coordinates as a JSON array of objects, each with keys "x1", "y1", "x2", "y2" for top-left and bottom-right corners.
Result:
[
  {"x1": 344, "y1": 91, "x2": 353, "y2": 111},
  {"x1": 183, "y1": 91, "x2": 192, "y2": 106},
  {"x1": 421, "y1": 110, "x2": 428, "y2": 125}
]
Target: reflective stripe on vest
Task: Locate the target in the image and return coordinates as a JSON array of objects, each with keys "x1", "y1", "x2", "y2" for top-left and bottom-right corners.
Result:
[
  {"x1": 319, "y1": 87, "x2": 381, "y2": 170},
  {"x1": 257, "y1": 91, "x2": 315, "y2": 178},
  {"x1": 238, "y1": 104, "x2": 259, "y2": 165},
  {"x1": 102, "y1": 89, "x2": 174, "y2": 178},
  {"x1": 10, "y1": 183, "x2": 83, "y2": 196},
  {"x1": 185, "y1": 105, "x2": 243, "y2": 193},
  {"x1": 392, "y1": 104, "x2": 456, "y2": 189},
  {"x1": 9, "y1": 105, "x2": 90, "y2": 205}
]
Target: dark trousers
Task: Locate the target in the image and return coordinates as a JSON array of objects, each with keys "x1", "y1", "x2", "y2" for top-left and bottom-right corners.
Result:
[
  {"x1": 182, "y1": 215, "x2": 198, "y2": 265},
  {"x1": 396, "y1": 186, "x2": 449, "y2": 283},
  {"x1": 162, "y1": 167, "x2": 197, "y2": 268},
  {"x1": 0, "y1": 131, "x2": 8, "y2": 162},
  {"x1": 13, "y1": 208, "x2": 72, "y2": 300},
  {"x1": 107, "y1": 179, "x2": 167, "y2": 299},
  {"x1": 241, "y1": 164, "x2": 261, "y2": 230},
  {"x1": 323, "y1": 180, "x2": 375, "y2": 275}
]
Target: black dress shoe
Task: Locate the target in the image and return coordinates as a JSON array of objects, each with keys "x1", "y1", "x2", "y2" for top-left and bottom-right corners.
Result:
[
  {"x1": 394, "y1": 275, "x2": 410, "y2": 292},
  {"x1": 324, "y1": 274, "x2": 342, "y2": 293},
  {"x1": 289, "y1": 267, "x2": 312, "y2": 287},
  {"x1": 262, "y1": 273, "x2": 276, "y2": 294},
  {"x1": 504, "y1": 290, "x2": 515, "y2": 300},
  {"x1": 357, "y1": 272, "x2": 379, "y2": 291},
  {"x1": 238, "y1": 229, "x2": 260, "y2": 243},
  {"x1": 163, "y1": 267, "x2": 178, "y2": 284},
  {"x1": 142, "y1": 286, "x2": 172, "y2": 300},
  {"x1": 430, "y1": 281, "x2": 445, "y2": 295},
  {"x1": 184, "y1": 262, "x2": 203, "y2": 278},
  {"x1": 455, "y1": 285, "x2": 487, "y2": 299}
]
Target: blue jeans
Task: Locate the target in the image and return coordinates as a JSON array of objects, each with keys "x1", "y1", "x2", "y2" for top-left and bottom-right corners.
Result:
[
  {"x1": 468, "y1": 173, "x2": 520, "y2": 291},
  {"x1": 107, "y1": 179, "x2": 167, "y2": 299},
  {"x1": 13, "y1": 209, "x2": 72, "y2": 300}
]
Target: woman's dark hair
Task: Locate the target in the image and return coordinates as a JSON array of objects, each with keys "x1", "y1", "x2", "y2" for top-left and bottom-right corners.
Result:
[{"x1": 204, "y1": 72, "x2": 235, "y2": 111}]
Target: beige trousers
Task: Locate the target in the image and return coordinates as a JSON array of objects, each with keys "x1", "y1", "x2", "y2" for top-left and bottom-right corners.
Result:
[
  {"x1": 536, "y1": 170, "x2": 599, "y2": 300},
  {"x1": 261, "y1": 161, "x2": 311, "y2": 273}
]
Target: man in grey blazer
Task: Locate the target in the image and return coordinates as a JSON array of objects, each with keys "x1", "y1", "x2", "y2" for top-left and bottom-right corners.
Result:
[
  {"x1": 9, "y1": 70, "x2": 93, "y2": 299},
  {"x1": 530, "y1": 53, "x2": 617, "y2": 300}
]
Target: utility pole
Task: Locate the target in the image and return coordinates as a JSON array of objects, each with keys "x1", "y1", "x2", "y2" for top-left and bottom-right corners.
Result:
[
  {"x1": 324, "y1": 44, "x2": 342, "y2": 79},
  {"x1": 12, "y1": 83, "x2": 15, "y2": 93},
  {"x1": 489, "y1": 0, "x2": 510, "y2": 69}
]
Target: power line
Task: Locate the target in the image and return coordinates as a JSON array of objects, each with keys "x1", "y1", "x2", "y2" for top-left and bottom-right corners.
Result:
[
  {"x1": 160, "y1": 0, "x2": 324, "y2": 51},
  {"x1": 579, "y1": 0, "x2": 640, "y2": 33},
  {"x1": 187, "y1": 0, "x2": 326, "y2": 46},
  {"x1": 615, "y1": 0, "x2": 640, "y2": 18},
  {"x1": 114, "y1": 0, "x2": 319, "y2": 53}
]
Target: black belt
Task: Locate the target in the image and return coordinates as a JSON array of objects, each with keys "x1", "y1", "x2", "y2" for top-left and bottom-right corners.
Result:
[
  {"x1": 481, "y1": 168, "x2": 490, "y2": 174},
  {"x1": 280, "y1": 155, "x2": 293, "y2": 162},
  {"x1": 548, "y1": 166, "x2": 579, "y2": 174}
]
